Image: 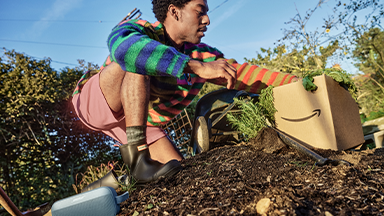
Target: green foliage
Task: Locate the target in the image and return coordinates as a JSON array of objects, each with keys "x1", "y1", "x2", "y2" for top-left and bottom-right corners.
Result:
[
  {"x1": 360, "y1": 108, "x2": 384, "y2": 123},
  {"x1": 353, "y1": 28, "x2": 384, "y2": 116},
  {"x1": 301, "y1": 68, "x2": 358, "y2": 100},
  {"x1": 258, "y1": 86, "x2": 277, "y2": 124},
  {"x1": 302, "y1": 76, "x2": 318, "y2": 91},
  {"x1": 333, "y1": 0, "x2": 384, "y2": 57},
  {"x1": 226, "y1": 86, "x2": 276, "y2": 140},
  {"x1": 0, "y1": 49, "x2": 118, "y2": 211},
  {"x1": 246, "y1": 42, "x2": 340, "y2": 77}
]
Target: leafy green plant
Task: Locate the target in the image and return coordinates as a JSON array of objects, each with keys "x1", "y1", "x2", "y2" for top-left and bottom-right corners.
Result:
[
  {"x1": 301, "y1": 68, "x2": 358, "y2": 101},
  {"x1": 227, "y1": 86, "x2": 276, "y2": 140}
]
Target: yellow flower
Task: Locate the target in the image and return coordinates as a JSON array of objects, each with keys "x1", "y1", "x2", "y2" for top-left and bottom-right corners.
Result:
[{"x1": 325, "y1": 29, "x2": 330, "y2": 33}]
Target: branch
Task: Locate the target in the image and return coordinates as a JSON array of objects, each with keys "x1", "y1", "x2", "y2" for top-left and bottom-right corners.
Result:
[
  {"x1": 357, "y1": 91, "x2": 369, "y2": 100},
  {"x1": 370, "y1": 35, "x2": 384, "y2": 73},
  {"x1": 369, "y1": 76, "x2": 384, "y2": 91},
  {"x1": 24, "y1": 120, "x2": 42, "y2": 146},
  {"x1": 5, "y1": 142, "x2": 19, "y2": 148},
  {"x1": 0, "y1": 130, "x2": 8, "y2": 143},
  {"x1": 365, "y1": 38, "x2": 384, "y2": 78}
]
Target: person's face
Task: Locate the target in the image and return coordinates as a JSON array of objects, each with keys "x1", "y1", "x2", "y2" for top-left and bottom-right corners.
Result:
[{"x1": 177, "y1": 0, "x2": 210, "y2": 44}]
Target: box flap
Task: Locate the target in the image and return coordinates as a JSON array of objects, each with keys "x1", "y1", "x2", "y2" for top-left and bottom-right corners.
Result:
[{"x1": 325, "y1": 75, "x2": 364, "y2": 149}]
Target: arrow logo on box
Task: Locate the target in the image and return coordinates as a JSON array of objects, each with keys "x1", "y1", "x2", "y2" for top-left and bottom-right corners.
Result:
[{"x1": 281, "y1": 109, "x2": 321, "y2": 122}]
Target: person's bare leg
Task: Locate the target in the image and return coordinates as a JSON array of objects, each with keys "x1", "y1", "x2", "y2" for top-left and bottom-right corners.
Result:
[
  {"x1": 99, "y1": 62, "x2": 182, "y2": 162},
  {"x1": 99, "y1": 62, "x2": 125, "y2": 114},
  {"x1": 120, "y1": 71, "x2": 150, "y2": 127},
  {"x1": 149, "y1": 137, "x2": 183, "y2": 163}
]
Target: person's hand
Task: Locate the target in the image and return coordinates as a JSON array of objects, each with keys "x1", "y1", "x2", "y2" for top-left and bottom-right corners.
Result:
[
  {"x1": 185, "y1": 59, "x2": 237, "y2": 89},
  {"x1": 291, "y1": 77, "x2": 302, "y2": 82}
]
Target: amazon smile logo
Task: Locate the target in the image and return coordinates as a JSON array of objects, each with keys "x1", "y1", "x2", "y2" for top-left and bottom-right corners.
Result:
[{"x1": 281, "y1": 109, "x2": 321, "y2": 122}]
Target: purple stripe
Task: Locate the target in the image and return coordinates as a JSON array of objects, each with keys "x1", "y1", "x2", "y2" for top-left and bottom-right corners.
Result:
[
  {"x1": 113, "y1": 34, "x2": 142, "y2": 71},
  {"x1": 196, "y1": 43, "x2": 209, "y2": 48},
  {"x1": 155, "y1": 48, "x2": 178, "y2": 76},
  {"x1": 184, "y1": 42, "x2": 197, "y2": 49},
  {"x1": 135, "y1": 40, "x2": 159, "y2": 75}
]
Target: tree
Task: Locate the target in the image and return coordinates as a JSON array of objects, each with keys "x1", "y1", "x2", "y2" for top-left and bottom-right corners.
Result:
[
  {"x1": 247, "y1": 0, "x2": 383, "y2": 74},
  {"x1": 0, "y1": 49, "x2": 118, "y2": 210},
  {"x1": 334, "y1": 0, "x2": 384, "y2": 116},
  {"x1": 245, "y1": 42, "x2": 340, "y2": 77},
  {"x1": 353, "y1": 28, "x2": 384, "y2": 115},
  {"x1": 245, "y1": 0, "x2": 346, "y2": 76}
]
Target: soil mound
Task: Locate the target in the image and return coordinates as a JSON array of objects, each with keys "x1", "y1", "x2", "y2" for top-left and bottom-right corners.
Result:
[{"x1": 120, "y1": 128, "x2": 384, "y2": 215}]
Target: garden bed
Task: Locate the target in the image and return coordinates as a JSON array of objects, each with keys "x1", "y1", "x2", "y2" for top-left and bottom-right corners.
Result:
[{"x1": 118, "y1": 127, "x2": 384, "y2": 215}]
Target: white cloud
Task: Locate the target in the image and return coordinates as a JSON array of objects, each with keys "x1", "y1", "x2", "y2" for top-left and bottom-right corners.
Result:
[
  {"x1": 26, "y1": 0, "x2": 83, "y2": 39},
  {"x1": 209, "y1": 0, "x2": 247, "y2": 31}
]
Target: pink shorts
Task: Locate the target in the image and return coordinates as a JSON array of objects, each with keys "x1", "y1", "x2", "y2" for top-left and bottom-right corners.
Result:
[{"x1": 72, "y1": 72, "x2": 166, "y2": 145}]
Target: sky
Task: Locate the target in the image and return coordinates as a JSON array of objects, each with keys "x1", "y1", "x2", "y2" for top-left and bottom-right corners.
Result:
[{"x1": 0, "y1": 0, "x2": 378, "y2": 73}]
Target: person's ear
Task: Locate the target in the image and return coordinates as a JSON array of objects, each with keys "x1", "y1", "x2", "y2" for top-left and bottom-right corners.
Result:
[{"x1": 168, "y1": 4, "x2": 180, "y2": 21}]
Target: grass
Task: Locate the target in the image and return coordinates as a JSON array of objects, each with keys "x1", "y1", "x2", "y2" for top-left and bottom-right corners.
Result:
[{"x1": 72, "y1": 161, "x2": 136, "y2": 194}]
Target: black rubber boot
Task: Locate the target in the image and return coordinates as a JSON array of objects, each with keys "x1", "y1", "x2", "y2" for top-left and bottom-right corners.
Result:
[
  {"x1": 81, "y1": 170, "x2": 119, "y2": 193},
  {"x1": 119, "y1": 144, "x2": 182, "y2": 185}
]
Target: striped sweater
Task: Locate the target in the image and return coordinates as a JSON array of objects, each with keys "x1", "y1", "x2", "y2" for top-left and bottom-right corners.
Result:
[{"x1": 73, "y1": 19, "x2": 296, "y2": 126}]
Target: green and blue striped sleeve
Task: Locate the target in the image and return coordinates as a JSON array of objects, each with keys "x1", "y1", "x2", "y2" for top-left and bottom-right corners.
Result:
[{"x1": 107, "y1": 20, "x2": 190, "y2": 78}]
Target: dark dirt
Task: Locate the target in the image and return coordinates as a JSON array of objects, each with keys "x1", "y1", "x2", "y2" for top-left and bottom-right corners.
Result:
[{"x1": 118, "y1": 128, "x2": 384, "y2": 215}]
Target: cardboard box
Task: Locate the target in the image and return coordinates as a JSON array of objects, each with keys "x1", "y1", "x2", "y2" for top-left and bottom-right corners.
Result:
[{"x1": 273, "y1": 74, "x2": 364, "y2": 150}]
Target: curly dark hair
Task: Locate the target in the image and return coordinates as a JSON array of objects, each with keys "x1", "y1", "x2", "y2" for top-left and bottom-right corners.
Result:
[{"x1": 152, "y1": 0, "x2": 193, "y2": 23}]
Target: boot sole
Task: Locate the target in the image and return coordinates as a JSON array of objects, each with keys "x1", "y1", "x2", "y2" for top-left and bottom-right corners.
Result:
[{"x1": 134, "y1": 163, "x2": 182, "y2": 187}]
